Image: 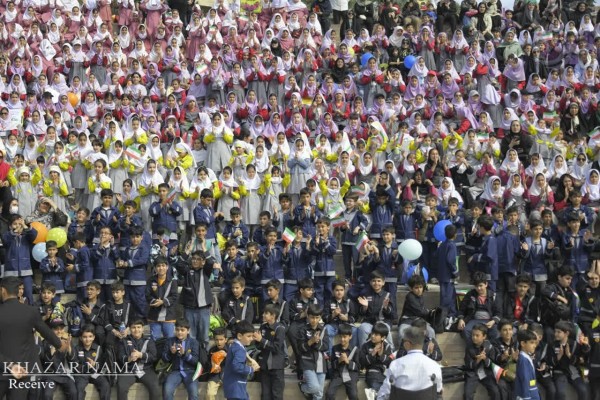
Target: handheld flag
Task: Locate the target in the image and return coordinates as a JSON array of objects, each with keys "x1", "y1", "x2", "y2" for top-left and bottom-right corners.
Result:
[
  {"x1": 124, "y1": 146, "x2": 143, "y2": 160},
  {"x1": 355, "y1": 232, "x2": 369, "y2": 252},
  {"x1": 282, "y1": 227, "x2": 296, "y2": 244},
  {"x1": 491, "y1": 362, "x2": 505, "y2": 383},
  {"x1": 331, "y1": 216, "x2": 346, "y2": 228}
]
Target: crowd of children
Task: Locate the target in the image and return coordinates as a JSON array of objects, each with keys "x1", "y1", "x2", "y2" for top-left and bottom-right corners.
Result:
[{"x1": 2, "y1": 0, "x2": 600, "y2": 398}]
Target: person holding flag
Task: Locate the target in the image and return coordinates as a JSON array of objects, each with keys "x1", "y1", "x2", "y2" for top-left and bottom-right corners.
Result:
[
  {"x1": 149, "y1": 183, "x2": 183, "y2": 249},
  {"x1": 340, "y1": 194, "x2": 369, "y2": 281}
]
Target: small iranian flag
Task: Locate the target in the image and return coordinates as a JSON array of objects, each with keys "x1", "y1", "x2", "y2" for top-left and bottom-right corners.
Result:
[
  {"x1": 282, "y1": 227, "x2": 296, "y2": 244},
  {"x1": 491, "y1": 362, "x2": 505, "y2": 383},
  {"x1": 538, "y1": 32, "x2": 553, "y2": 42},
  {"x1": 543, "y1": 112, "x2": 558, "y2": 122},
  {"x1": 166, "y1": 187, "x2": 178, "y2": 203},
  {"x1": 350, "y1": 186, "x2": 366, "y2": 197},
  {"x1": 125, "y1": 146, "x2": 142, "y2": 160},
  {"x1": 328, "y1": 204, "x2": 344, "y2": 219},
  {"x1": 476, "y1": 132, "x2": 489, "y2": 142},
  {"x1": 195, "y1": 63, "x2": 208, "y2": 75},
  {"x1": 331, "y1": 216, "x2": 346, "y2": 228},
  {"x1": 192, "y1": 362, "x2": 203, "y2": 381},
  {"x1": 355, "y1": 232, "x2": 369, "y2": 252},
  {"x1": 588, "y1": 127, "x2": 600, "y2": 140},
  {"x1": 238, "y1": 14, "x2": 249, "y2": 22}
]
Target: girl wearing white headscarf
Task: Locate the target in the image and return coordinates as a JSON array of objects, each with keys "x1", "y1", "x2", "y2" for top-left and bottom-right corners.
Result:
[
  {"x1": 287, "y1": 137, "x2": 313, "y2": 199},
  {"x1": 581, "y1": 169, "x2": 600, "y2": 206},
  {"x1": 238, "y1": 164, "x2": 262, "y2": 226},
  {"x1": 42, "y1": 166, "x2": 70, "y2": 213},
  {"x1": 138, "y1": 158, "x2": 164, "y2": 231},
  {"x1": 205, "y1": 112, "x2": 233, "y2": 175},
  {"x1": 168, "y1": 166, "x2": 192, "y2": 229},
  {"x1": 437, "y1": 176, "x2": 463, "y2": 207},
  {"x1": 108, "y1": 140, "x2": 128, "y2": 194},
  {"x1": 480, "y1": 176, "x2": 504, "y2": 207}
]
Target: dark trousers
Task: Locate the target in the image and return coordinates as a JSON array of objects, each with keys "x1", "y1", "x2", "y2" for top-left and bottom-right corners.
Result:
[
  {"x1": 464, "y1": 374, "x2": 503, "y2": 400},
  {"x1": 116, "y1": 371, "x2": 161, "y2": 400},
  {"x1": 590, "y1": 376, "x2": 600, "y2": 400},
  {"x1": 318, "y1": 14, "x2": 331, "y2": 36},
  {"x1": 332, "y1": 9, "x2": 347, "y2": 24},
  {"x1": 125, "y1": 285, "x2": 148, "y2": 320},
  {"x1": 74, "y1": 376, "x2": 111, "y2": 400},
  {"x1": 288, "y1": 321, "x2": 304, "y2": 376},
  {"x1": 439, "y1": 281, "x2": 457, "y2": 317},
  {"x1": 342, "y1": 244, "x2": 355, "y2": 280},
  {"x1": 422, "y1": 242, "x2": 437, "y2": 280},
  {"x1": 539, "y1": 374, "x2": 557, "y2": 400},
  {"x1": 326, "y1": 372, "x2": 359, "y2": 400},
  {"x1": 43, "y1": 376, "x2": 77, "y2": 400},
  {"x1": 260, "y1": 368, "x2": 284, "y2": 400},
  {"x1": 554, "y1": 374, "x2": 589, "y2": 400},
  {"x1": 496, "y1": 272, "x2": 516, "y2": 314},
  {"x1": 384, "y1": 282, "x2": 398, "y2": 308},
  {"x1": 436, "y1": 14, "x2": 458, "y2": 33},
  {"x1": 365, "y1": 371, "x2": 385, "y2": 390},
  {"x1": 100, "y1": 284, "x2": 112, "y2": 303},
  {"x1": 314, "y1": 276, "x2": 335, "y2": 304}
]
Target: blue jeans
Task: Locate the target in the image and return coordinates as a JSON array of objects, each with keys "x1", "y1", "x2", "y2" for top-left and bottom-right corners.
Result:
[
  {"x1": 125, "y1": 285, "x2": 147, "y2": 320},
  {"x1": 22, "y1": 275, "x2": 33, "y2": 305},
  {"x1": 184, "y1": 307, "x2": 211, "y2": 347},
  {"x1": 163, "y1": 372, "x2": 198, "y2": 400},
  {"x1": 149, "y1": 322, "x2": 175, "y2": 341},
  {"x1": 301, "y1": 370, "x2": 325, "y2": 400},
  {"x1": 324, "y1": 323, "x2": 358, "y2": 354}
]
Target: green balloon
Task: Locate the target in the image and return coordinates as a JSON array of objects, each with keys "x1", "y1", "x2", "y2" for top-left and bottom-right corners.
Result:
[{"x1": 46, "y1": 228, "x2": 67, "y2": 248}]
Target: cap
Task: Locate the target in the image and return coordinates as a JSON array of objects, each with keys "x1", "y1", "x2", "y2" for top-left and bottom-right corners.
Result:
[
  {"x1": 49, "y1": 317, "x2": 66, "y2": 328},
  {"x1": 469, "y1": 90, "x2": 479, "y2": 97}
]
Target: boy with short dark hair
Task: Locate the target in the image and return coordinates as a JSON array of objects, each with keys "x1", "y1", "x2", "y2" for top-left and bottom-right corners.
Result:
[
  {"x1": 253, "y1": 210, "x2": 274, "y2": 246},
  {"x1": 116, "y1": 319, "x2": 161, "y2": 400},
  {"x1": 36, "y1": 283, "x2": 61, "y2": 326},
  {"x1": 193, "y1": 188, "x2": 224, "y2": 249},
  {"x1": 149, "y1": 182, "x2": 183, "y2": 245},
  {"x1": 325, "y1": 324, "x2": 360, "y2": 400},
  {"x1": 541, "y1": 266, "x2": 577, "y2": 336},
  {"x1": 81, "y1": 280, "x2": 107, "y2": 345},
  {"x1": 311, "y1": 217, "x2": 337, "y2": 304},
  {"x1": 118, "y1": 225, "x2": 150, "y2": 320},
  {"x1": 220, "y1": 276, "x2": 254, "y2": 329},
  {"x1": 436, "y1": 223, "x2": 459, "y2": 319},
  {"x1": 222, "y1": 207, "x2": 250, "y2": 250},
  {"x1": 116, "y1": 200, "x2": 142, "y2": 251},
  {"x1": 91, "y1": 226, "x2": 120, "y2": 302},
  {"x1": 548, "y1": 321, "x2": 590, "y2": 400},
  {"x1": 70, "y1": 324, "x2": 111, "y2": 400},
  {"x1": 398, "y1": 275, "x2": 435, "y2": 341},
  {"x1": 40, "y1": 240, "x2": 66, "y2": 301},
  {"x1": 259, "y1": 227, "x2": 286, "y2": 300},
  {"x1": 503, "y1": 274, "x2": 538, "y2": 330},
  {"x1": 358, "y1": 322, "x2": 394, "y2": 393},
  {"x1": 341, "y1": 194, "x2": 368, "y2": 280},
  {"x1": 375, "y1": 226, "x2": 401, "y2": 307},
  {"x1": 68, "y1": 207, "x2": 94, "y2": 245},
  {"x1": 369, "y1": 187, "x2": 394, "y2": 241},
  {"x1": 468, "y1": 215, "x2": 498, "y2": 290},
  {"x1": 146, "y1": 256, "x2": 178, "y2": 340},
  {"x1": 263, "y1": 279, "x2": 290, "y2": 327},
  {"x1": 521, "y1": 219, "x2": 555, "y2": 296},
  {"x1": 298, "y1": 304, "x2": 329, "y2": 400},
  {"x1": 463, "y1": 324, "x2": 505, "y2": 400},
  {"x1": 2, "y1": 214, "x2": 37, "y2": 303},
  {"x1": 294, "y1": 188, "x2": 321, "y2": 239},
  {"x1": 457, "y1": 271, "x2": 501, "y2": 341},
  {"x1": 103, "y1": 281, "x2": 132, "y2": 350},
  {"x1": 222, "y1": 320, "x2": 259, "y2": 400},
  {"x1": 162, "y1": 319, "x2": 201, "y2": 400},
  {"x1": 324, "y1": 280, "x2": 358, "y2": 354},
  {"x1": 288, "y1": 278, "x2": 318, "y2": 377},
  {"x1": 357, "y1": 271, "x2": 397, "y2": 348},
  {"x1": 562, "y1": 212, "x2": 596, "y2": 289},
  {"x1": 243, "y1": 242, "x2": 262, "y2": 299},
  {"x1": 254, "y1": 304, "x2": 287, "y2": 400},
  {"x1": 67, "y1": 232, "x2": 93, "y2": 302},
  {"x1": 91, "y1": 189, "x2": 120, "y2": 243},
  {"x1": 282, "y1": 226, "x2": 314, "y2": 302},
  {"x1": 41, "y1": 318, "x2": 77, "y2": 400},
  {"x1": 515, "y1": 329, "x2": 541, "y2": 400},
  {"x1": 206, "y1": 327, "x2": 228, "y2": 400},
  {"x1": 220, "y1": 240, "x2": 244, "y2": 292}
]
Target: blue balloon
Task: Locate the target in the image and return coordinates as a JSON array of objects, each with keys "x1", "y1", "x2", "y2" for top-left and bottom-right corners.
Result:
[
  {"x1": 32, "y1": 242, "x2": 47, "y2": 263},
  {"x1": 404, "y1": 55, "x2": 416, "y2": 69},
  {"x1": 434, "y1": 220, "x2": 453, "y2": 242},
  {"x1": 361, "y1": 53, "x2": 374, "y2": 68}
]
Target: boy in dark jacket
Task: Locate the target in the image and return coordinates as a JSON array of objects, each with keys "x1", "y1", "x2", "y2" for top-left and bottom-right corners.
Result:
[
  {"x1": 116, "y1": 319, "x2": 161, "y2": 400},
  {"x1": 103, "y1": 282, "x2": 132, "y2": 350},
  {"x1": 81, "y1": 280, "x2": 107, "y2": 345},
  {"x1": 243, "y1": 242, "x2": 262, "y2": 299},
  {"x1": 91, "y1": 189, "x2": 120, "y2": 243},
  {"x1": 457, "y1": 271, "x2": 501, "y2": 341},
  {"x1": 436, "y1": 223, "x2": 459, "y2": 319},
  {"x1": 66, "y1": 232, "x2": 92, "y2": 302},
  {"x1": 325, "y1": 323, "x2": 361, "y2": 400},
  {"x1": 116, "y1": 200, "x2": 142, "y2": 250},
  {"x1": 174, "y1": 251, "x2": 214, "y2": 347},
  {"x1": 262, "y1": 280, "x2": 290, "y2": 327},
  {"x1": 324, "y1": 280, "x2": 358, "y2": 354},
  {"x1": 206, "y1": 328, "x2": 228, "y2": 400},
  {"x1": 70, "y1": 324, "x2": 111, "y2": 400},
  {"x1": 393, "y1": 200, "x2": 419, "y2": 243},
  {"x1": 398, "y1": 275, "x2": 435, "y2": 341},
  {"x1": 288, "y1": 278, "x2": 318, "y2": 377},
  {"x1": 219, "y1": 240, "x2": 244, "y2": 292},
  {"x1": 468, "y1": 215, "x2": 498, "y2": 290},
  {"x1": 146, "y1": 256, "x2": 178, "y2": 340},
  {"x1": 259, "y1": 227, "x2": 286, "y2": 300},
  {"x1": 41, "y1": 319, "x2": 77, "y2": 400},
  {"x1": 520, "y1": 219, "x2": 556, "y2": 296},
  {"x1": 282, "y1": 226, "x2": 314, "y2": 302},
  {"x1": 357, "y1": 270, "x2": 397, "y2": 348},
  {"x1": 311, "y1": 217, "x2": 337, "y2": 304},
  {"x1": 548, "y1": 321, "x2": 590, "y2": 400},
  {"x1": 40, "y1": 240, "x2": 66, "y2": 300},
  {"x1": 162, "y1": 319, "x2": 201, "y2": 400},
  {"x1": 368, "y1": 187, "x2": 394, "y2": 241},
  {"x1": 149, "y1": 183, "x2": 183, "y2": 246},
  {"x1": 118, "y1": 226, "x2": 150, "y2": 320},
  {"x1": 341, "y1": 194, "x2": 369, "y2": 280},
  {"x1": 222, "y1": 207, "x2": 250, "y2": 251},
  {"x1": 541, "y1": 266, "x2": 577, "y2": 342},
  {"x1": 68, "y1": 207, "x2": 95, "y2": 246},
  {"x1": 193, "y1": 188, "x2": 223, "y2": 249},
  {"x1": 503, "y1": 274, "x2": 538, "y2": 330},
  {"x1": 2, "y1": 214, "x2": 37, "y2": 304},
  {"x1": 463, "y1": 324, "x2": 506, "y2": 400},
  {"x1": 375, "y1": 227, "x2": 401, "y2": 307},
  {"x1": 294, "y1": 188, "x2": 321, "y2": 240},
  {"x1": 298, "y1": 304, "x2": 330, "y2": 400},
  {"x1": 562, "y1": 212, "x2": 596, "y2": 289},
  {"x1": 91, "y1": 226, "x2": 119, "y2": 302},
  {"x1": 255, "y1": 303, "x2": 287, "y2": 400},
  {"x1": 220, "y1": 276, "x2": 254, "y2": 329},
  {"x1": 395, "y1": 318, "x2": 443, "y2": 361},
  {"x1": 359, "y1": 322, "x2": 394, "y2": 392}
]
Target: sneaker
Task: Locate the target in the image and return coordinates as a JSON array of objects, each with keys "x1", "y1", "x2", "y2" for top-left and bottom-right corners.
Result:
[{"x1": 429, "y1": 277, "x2": 439, "y2": 285}]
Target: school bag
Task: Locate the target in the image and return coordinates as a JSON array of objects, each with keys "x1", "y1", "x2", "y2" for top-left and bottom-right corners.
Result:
[
  {"x1": 63, "y1": 301, "x2": 84, "y2": 337},
  {"x1": 428, "y1": 307, "x2": 448, "y2": 334}
]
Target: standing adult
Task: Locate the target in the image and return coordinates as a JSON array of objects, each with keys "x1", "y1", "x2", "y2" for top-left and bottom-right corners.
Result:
[
  {"x1": 376, "y1": 326, "x2": 443, "y2": 400},
  {"x1": 436, "y1": 0, "x2": 459, "y2": 35},
  {"x1": 0, "y1": 277, "x2": 67, "y2": 400}
]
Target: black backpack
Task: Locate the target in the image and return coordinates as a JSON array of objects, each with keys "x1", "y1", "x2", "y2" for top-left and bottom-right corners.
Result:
[
  {"x1": 63, "y1": 301, "x2": 84, "y2": 337},
  {"x1": 428, "y1": 307, "x2": 448, "y2": 334}
]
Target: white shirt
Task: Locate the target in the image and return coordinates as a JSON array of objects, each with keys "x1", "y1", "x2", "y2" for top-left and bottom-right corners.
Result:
[{"x1": 377, "y1": 350, "x2": 443, "y2": 400}]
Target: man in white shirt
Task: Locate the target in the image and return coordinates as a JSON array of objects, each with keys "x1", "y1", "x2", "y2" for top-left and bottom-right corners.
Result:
[{"x1": 377, "y1": 326, "x2": 443, "y2": 400}]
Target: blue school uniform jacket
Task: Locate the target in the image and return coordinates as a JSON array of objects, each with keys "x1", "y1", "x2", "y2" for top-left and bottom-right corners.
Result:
[
  {"x1": 91, "y1": 206, "x2": 120, "y2": 237},
  {"x1": 283, "y1": 243, "x2": 314, "y2": 284},
  {"x1": 149, "y1": 201, "x2": 182, "y2": 234},
  {"x1": 495, "y1": 229, "x2": 520, "y2": 275},
  {"x1": 161, "y1": 336, "x2": 200, "y2": 374},
  {"x1": 393, "y1": 211, "x2": 419, "y2": 241},
  {"x1": 222, "y1": 221, "x2": 250, "y2": 249},
  {"x1": 368, "y1": 191, "x2": 394, "y2": 239},
  {"x1": 562, "y1": 229, "x2": 596, "y2": 274},
  {"x1": 521, "y1": 237, "x2": 553, "y2": 279},
  {"x1": 441, "y1": 212, "x2": 464, "y2": 245},
  {"x1": 91, "y1": 244, "x2": 119, "y2": 284},
  {"x1": 72, "y1": 246, "x2": 92, "y2": 288},
  {"x1": 340, "y1": 208, "x2": 368, "y2": 245},
  {"x1": 436, "y1": 239, "x2": 458, "y2": 283},
  {"x1": 193, "y1": 204, "x2": 218, "y2": 240},
  {"x1": 293, "y1": 205, "x2": 321, "y2": 238},
  {"x1": 259, "y1": 245, "x2": 285, "y2": 285},
  {"x1": 311, "y1": 235, "x2": 337, "y2": 278},
  {"x1": 223, "y1": 339, "x2": 254, "y2": 400},
  {"x1": 40, "y1": 257, "x2": 66, "y2": 292},
  {"x1": 116, "y1": 214, "x2": 143, "y2": 249},
  {"x1": 376, "y1": 243, "x2": 400, "y2": 283},
  {"x1": 120, "y1": 244, "x2": 150, "y2": 286},
  {"x1": 471, "y1": 234, "x2": 498, "y2": 281},
  {"x1": 67, "y1": 220, "x2": 94, "y2": 245},
  {"x1": 2, "y1": 227, "x2": 37, "y2": 277},
  {"x1": 221, "y1": 254, "x2": 244, "y2": 289}
]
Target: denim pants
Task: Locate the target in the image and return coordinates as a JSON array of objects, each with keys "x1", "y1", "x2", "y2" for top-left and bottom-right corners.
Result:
[
  {"x1": 149, "y1": 322, "x2": 175, "y2": 341},
  {"x1": 163, "y1": 372, "x2": 198, "y2": 400},
  {"x1": 184, "y1": 306, "x2": 211, "y2": 347},
  {"x1": 324, "y1": 323, "x2": 358, "y2": 354},
  {"x1": 301, "y1": 370, "x2": 325, "y2": 400}
]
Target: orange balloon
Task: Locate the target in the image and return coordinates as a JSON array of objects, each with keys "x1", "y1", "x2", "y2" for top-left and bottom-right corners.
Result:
[
  {"x1": 31, "y1": 221, "x2": 48, "y2": 244},
  {"x1": 67, "y1": 92, "x2": 79, "y2": 107}
]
